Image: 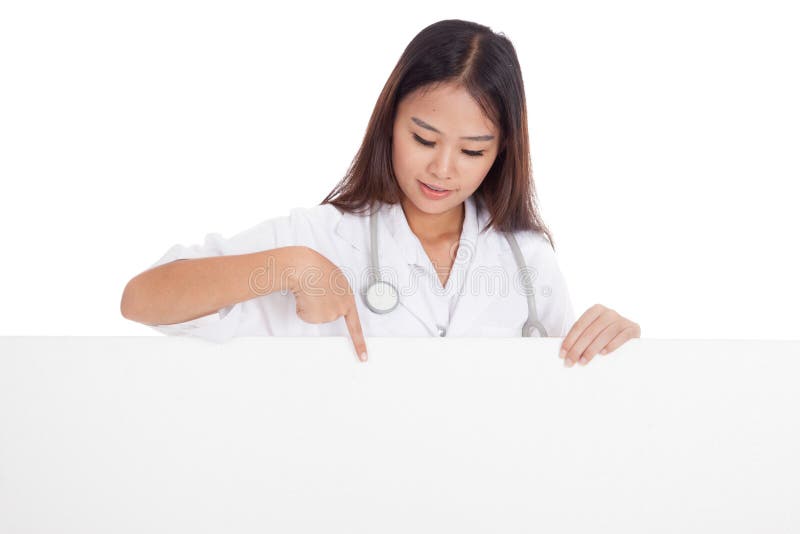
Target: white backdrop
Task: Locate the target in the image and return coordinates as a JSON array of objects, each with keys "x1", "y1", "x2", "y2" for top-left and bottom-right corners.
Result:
[{"x1": 1, "y1": 0, "x2": 798, "y2": 339}]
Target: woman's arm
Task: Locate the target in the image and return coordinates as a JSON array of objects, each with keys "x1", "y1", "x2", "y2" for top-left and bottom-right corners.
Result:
[{"x1": 120, "y1": 246, "x2": 305, "y2": 326}]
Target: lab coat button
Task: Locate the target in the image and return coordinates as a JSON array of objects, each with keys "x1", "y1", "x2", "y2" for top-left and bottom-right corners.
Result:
[{"x1": 437, "y1": 326, "x2": 446, "y2": 337}]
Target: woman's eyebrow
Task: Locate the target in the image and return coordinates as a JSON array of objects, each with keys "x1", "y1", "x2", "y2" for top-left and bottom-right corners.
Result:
[{"x1": 411, "y1": 116, "x2": 495, "y2": 141}]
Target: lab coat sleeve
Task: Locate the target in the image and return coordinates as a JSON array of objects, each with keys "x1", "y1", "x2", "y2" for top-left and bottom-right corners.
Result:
[{"x1": 143, "y1": 214, "x2": 295, "y2": 343}]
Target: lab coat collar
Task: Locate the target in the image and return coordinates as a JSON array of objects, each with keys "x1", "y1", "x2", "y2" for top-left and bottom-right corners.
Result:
[
  {"x1": 384, "y1": 194, "x2": 481, "y2": 268},
  {"x1": 333, "y1": 195, "x2": 501, "y2": 258}
]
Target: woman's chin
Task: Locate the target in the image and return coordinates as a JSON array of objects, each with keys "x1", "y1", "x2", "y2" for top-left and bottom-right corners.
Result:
[{"x1": 403, "y1": 193, "x2": 457, "y2": 214}]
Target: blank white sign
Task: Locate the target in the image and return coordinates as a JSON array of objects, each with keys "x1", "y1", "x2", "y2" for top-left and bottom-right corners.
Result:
[{"x1": 1, "y1": 336, "x2": 798, "y2": 533}]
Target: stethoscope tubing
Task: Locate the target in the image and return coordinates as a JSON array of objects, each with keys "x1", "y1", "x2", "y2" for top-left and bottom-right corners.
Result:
[{"x1": 362, "y1": 204, "x2": 548, "y2": 337}]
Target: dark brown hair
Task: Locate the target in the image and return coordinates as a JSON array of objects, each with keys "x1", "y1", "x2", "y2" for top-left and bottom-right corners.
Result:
[{"x1": 320, "y1": 19, "x2": 556, "y2": 250}]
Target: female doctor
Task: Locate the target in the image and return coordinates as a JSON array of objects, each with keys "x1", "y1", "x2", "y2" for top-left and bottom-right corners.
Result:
[{"x1": 120, "y1": 19, "x2": 641, "y2": 367}]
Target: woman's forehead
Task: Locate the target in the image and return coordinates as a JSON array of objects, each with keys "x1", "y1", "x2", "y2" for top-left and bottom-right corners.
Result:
[{"x1": 399, "y1": 85, "x2": 497, "y2": 136}]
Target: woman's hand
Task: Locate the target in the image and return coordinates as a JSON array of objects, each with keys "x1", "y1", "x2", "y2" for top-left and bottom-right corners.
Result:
[
  {"x1": 285, "y1": 247, "x2": 369, "y2": 362},
  {"x1": 559, "y1": 304, "x2": 640, "y2": 367}
]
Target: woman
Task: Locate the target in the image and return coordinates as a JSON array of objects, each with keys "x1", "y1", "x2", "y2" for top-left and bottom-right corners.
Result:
[{"x1": 120, "y1": 19, "x2": 640, "y2": 366}]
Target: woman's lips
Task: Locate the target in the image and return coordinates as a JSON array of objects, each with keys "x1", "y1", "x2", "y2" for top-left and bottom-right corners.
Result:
[{"x1": 418, "y1": 180, "x2": 453, "y2": 199}]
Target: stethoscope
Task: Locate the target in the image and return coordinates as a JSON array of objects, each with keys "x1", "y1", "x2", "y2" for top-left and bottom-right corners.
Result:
[{"x1": 362, "y1": 206, "x2": 549, "y2": 337}]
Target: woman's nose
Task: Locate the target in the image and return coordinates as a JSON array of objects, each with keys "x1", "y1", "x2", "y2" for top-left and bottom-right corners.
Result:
[{"x1": 428, "y1": 149, "x2": 453, "y2": 179}]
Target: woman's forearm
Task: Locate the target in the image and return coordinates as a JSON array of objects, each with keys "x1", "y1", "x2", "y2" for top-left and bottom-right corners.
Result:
[{"x1": 120, "y1": 246, "x2": 305, "y2": 326}]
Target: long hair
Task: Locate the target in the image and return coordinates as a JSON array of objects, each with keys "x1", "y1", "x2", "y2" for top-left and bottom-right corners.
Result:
[{"x1": 320, "y1": 19, "x2": 556, "y2": 251}]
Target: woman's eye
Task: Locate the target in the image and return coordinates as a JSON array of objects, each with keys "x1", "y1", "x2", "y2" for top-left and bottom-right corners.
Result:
[{"x1": 412, "y1": 133, "x2": 485, "y2": 158}]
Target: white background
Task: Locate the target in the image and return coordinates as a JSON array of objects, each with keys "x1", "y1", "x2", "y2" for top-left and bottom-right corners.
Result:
[{"x1": 1, "y1": 0, "x2": 798, "y2": 339}]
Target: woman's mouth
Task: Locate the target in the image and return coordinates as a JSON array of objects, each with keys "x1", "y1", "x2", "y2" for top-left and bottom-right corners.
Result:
[{"x1": 418, "y1": 180, "x2": 453, "y2": 200}]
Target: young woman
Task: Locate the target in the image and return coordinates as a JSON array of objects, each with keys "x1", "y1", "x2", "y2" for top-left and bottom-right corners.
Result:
[{"x1": 121, "y1": 19, "x2": 640, "y2": 366}]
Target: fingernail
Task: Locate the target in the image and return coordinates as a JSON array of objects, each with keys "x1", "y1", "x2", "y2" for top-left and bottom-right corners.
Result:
[
  {"x1": 360, "y1": 352, "x2": 368, "y2": 362},
  {"x1": 564, "y1": 358, "x2": 572, "y2": 368},
  {"x1": 559, "y1": 348, "x2": 566, "y2": 359},
  {"x1": 579, "y1": 357, "x2": 587, "y2": 366},
  {"x1": 600, "y1": 349, "x2": 608, "y2": 355}
]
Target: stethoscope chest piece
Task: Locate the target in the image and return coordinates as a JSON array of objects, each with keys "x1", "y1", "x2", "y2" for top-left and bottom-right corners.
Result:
[{"x1": 364, "y1": 280, "x2": 400, "y2": 314}]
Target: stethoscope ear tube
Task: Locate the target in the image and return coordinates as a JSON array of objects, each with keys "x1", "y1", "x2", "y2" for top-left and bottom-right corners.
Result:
[
  {"x1": 363, "y1": 205, "x2": 401, "y2": 314},
  {"x1": 504, "y1": 232, "x2": 548, "y2": 337}
]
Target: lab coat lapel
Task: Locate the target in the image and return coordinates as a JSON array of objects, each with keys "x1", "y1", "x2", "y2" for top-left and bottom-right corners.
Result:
[
  {"x1": 445, "y1": 221, "x2": 507, "y2": 337},
  {"x1": 333, "y1": 204, "x2": 440, "y2": 336}
]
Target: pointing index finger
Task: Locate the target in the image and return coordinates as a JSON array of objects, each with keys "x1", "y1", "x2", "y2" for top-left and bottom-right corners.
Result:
[{"x1": 344, "y1": 302, "x2": 368, "y2": 362}]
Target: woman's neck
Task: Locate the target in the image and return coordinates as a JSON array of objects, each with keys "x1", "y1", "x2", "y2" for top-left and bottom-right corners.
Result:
[{"x1": 400, "y1": 196, "x2": 465, "y2": 244}]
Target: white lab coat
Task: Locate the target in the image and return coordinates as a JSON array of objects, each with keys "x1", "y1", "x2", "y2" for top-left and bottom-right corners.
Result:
[{"x1": 146, "y1": 195, "x2": 576, "y2": 342}]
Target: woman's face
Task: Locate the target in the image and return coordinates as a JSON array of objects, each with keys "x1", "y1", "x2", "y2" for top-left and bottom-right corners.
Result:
[{"x1": 391, "y1": 82, "x2": 501, "y2": 217}]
